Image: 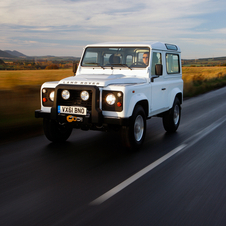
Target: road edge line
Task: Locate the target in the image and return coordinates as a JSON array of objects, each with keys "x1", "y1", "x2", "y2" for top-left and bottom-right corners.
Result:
[{"x1": 90, "y1": 144, "x2": 187, "y2": 205}]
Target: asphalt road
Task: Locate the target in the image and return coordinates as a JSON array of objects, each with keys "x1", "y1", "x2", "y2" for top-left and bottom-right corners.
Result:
[{"x1": 1, "y1": 86, "x2": 226, "y2": 226}]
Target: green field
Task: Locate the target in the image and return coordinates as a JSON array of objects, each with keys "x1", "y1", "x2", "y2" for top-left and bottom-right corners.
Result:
[{"x1": 1, "y1": 67, "x2": 226, "y2": 143}]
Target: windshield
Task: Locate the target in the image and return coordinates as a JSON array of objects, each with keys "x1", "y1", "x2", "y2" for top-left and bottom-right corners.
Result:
[{"x1": 81, "y1": 47, "x2": 150, "y2": 69}]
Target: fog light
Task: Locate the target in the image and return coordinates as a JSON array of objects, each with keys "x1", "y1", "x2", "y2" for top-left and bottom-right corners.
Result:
[
  {"x1": 81, "y1": 91, "x2": 89, "y2": 101},
  {"x1": 62, "y1": 90, "x2": 70, "y2": 100}
]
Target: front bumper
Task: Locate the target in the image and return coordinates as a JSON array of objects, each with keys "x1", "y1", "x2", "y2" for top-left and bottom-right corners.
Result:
[
  {"x1": 36, "y1": 84, "x2": 129, "y2": 127},
  {"x1": 35, "y1": 109, "x2": 130, "y2": 126}
]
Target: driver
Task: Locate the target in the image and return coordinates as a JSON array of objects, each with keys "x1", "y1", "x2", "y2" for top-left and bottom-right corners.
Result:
[{"x1": 143, "y1": 52, "x2": 149, "y2": 66}]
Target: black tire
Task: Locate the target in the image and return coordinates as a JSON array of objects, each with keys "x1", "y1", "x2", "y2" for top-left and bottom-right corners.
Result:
[
  {"x1": 162, "y1": 97, "x2": 181, "y2": 133},
  {"x1": 43, "y1": 118, "x2": 72, "y2": 142},
  {"x1": 121, "y1": 105, "x2": 146, "y2": 149}
]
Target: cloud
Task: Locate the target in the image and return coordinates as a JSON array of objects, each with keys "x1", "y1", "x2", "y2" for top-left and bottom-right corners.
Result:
[
  {"x1": 180, "y1": 37, "x2": 226, "y2": 46},
  {"x1": 1, "y1": 0, "x2": 226, "y2": 57},
  {"x1": 0, "y1": 0, "x2": 214, "y2": 27},
  {"x1": 213, "y1": 28, "x2": 226, "y2": 34}
]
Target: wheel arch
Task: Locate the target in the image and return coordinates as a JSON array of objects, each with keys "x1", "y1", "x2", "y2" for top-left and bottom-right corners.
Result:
[
  {"x1": 126, "y1": 93, "x2": 149, "y2": 118},
  {"x1": 169, "y1": 88, "x2": 183, "y2": 108},
  {"x1": 176, "y1": 92, "x2": 183, "y2": 105},
  {"x1": 134, "y1": 100, "x2": 149, "y2": 118}
]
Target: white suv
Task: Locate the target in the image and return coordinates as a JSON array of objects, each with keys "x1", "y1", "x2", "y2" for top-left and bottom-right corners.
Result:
[{"x1": 35, "y1": 41, "x2": 183, "y2": 149}]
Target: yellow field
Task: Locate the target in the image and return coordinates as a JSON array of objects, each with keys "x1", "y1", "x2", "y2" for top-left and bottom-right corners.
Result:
[
  {"x1": 182, "y1": 66, "x2": 226, "y2": 97},
  {"x1": 0, "y1": 69, "x2": 73, "y2": 90},
  {"x1": 0, "y1": 67, "x2": 226, "y2": 142},
  {"x1": 0, "y1": 69, "x2": 72, "y2": 142},
  {"x1": 1, "y1": 67, "x2": 226, "y2": 89},
  {"x1": 182, "y1": 66, "x2": 226, "y2": 82}
]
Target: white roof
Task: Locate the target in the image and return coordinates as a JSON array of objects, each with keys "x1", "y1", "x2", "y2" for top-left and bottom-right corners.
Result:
[{"x1": 86, "y1": 41, "x2": 181, "y2": 52}]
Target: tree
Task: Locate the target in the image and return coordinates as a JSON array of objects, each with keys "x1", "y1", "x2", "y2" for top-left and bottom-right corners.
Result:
[
  {"x1": 0, "y1": 59, "x2": 5, "y2": 65},
  {"x1": 45, "y1": 64, "x2": 59, "y2": 69}
]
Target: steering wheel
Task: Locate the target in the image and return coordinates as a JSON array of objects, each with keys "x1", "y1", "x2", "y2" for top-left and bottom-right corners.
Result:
[{"x1": 130, "y1": 62, "x2": 146, "y2": 67}]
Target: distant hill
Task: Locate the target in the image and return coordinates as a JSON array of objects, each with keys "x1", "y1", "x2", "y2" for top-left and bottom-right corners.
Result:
[
  {"x1": 0, "y1": 50, "x2": 16, "y2": 58},
  {"x1": 0, "y1": 50, "x2": 79, "y2": 61},
  {"x1": 1, "y1": 49, "x2": 226, "y2": 65},
  {"x1": 4, "y1": 50, "x2": 27, "y2": 57},
  {"x1": 33, "y1": 56, "x2": 80, "y2": 61},
  {"x1": 182, "y1": 56, "x2": 226, "y2": 66},
  {"x1": 0, "y1": 50, "x2": 27, "y2": 59}
]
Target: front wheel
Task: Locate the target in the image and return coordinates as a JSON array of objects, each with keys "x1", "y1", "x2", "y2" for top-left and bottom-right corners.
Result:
[
  {"x1": 43, "y1": 118, "x2": 72, "y2": 142},
  {"x1": 162, "y1": 97, "x2": 181, "y2": 133},
  {"x1": 121, "y1": 105, "x2": 146, "y2": 149}
]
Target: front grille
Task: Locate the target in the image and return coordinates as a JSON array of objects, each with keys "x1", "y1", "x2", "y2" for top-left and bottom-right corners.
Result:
[
  {"x1": 57, "y1": 89, "x2": 92, "y2": 111},
  {"x1": 52, "y1": 85, "x2": 101, "y2": 124}
]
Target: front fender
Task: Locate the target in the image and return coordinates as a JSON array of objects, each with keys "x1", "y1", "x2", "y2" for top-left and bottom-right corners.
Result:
[{"x1": 125, "y1": 93, "x2": 148, "y2": 117}]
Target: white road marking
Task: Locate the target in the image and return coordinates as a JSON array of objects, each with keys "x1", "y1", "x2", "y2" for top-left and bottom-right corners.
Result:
[
  {"x1": 90, "y1": 115, "x2": 226, "y2": 206},
  {"x1": 90, "y1": 144, "x2": 187, "y2": 205},
  {"x1": 183, "y1": 115, "x2": 226, "y2": 149}
]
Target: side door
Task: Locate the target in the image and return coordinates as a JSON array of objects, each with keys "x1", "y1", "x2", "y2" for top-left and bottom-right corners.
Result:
[{"x1": 150, "y1": 51, "x2": 169, "y2": 113}]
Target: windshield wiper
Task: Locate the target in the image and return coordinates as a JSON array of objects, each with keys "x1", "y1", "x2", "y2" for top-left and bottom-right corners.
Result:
[
  {"x1": 84, "y1": 62, "x2": 105, "y2": 69},
  {"x1": 110, "y1": 63, "x2": 132, "y2": 70}
]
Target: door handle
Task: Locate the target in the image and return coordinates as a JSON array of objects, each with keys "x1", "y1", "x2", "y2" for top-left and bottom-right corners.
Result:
[{"x1": 162, "y1": 88, "x2": 166, "y2": 90}]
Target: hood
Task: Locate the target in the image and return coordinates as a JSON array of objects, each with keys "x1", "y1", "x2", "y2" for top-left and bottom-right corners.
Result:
[{"x1": 59, "y1": 74, "x2": 147, "y2": 87}]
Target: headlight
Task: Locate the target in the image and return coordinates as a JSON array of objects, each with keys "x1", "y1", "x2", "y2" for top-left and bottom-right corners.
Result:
[
  {"x1": 106, "y1": 94, "x2": 116, "y2": 105},
  {"x1": 62, "y1": 90, "x2": 70, "y2": 100},
  {"x1": 81, "y1": 91, "x2": 89, "y2": 101},
  {"x1": 49, "y1": 91, "x2": 55, "y2": 102}
]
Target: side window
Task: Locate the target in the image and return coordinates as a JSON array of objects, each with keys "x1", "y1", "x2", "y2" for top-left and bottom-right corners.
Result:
[
  {"x1": 151, "y1": 52, "x2": 162, "y2": 75},
  {"x1": 166, "y1": 54, "x2": 180, "y2": 74}
]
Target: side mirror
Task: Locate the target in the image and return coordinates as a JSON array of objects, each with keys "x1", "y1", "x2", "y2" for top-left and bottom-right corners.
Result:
[
  {"x1": 155, "y1": 64, "x2": 163, "y2": 76},
  {"x1": 73, "y1": 62, "x2": 78, "y2": 75}
]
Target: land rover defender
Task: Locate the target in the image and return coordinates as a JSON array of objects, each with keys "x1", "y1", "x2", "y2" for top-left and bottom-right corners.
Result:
[{"x1": 35, "y1": 41, "x2": 183, "y2": 148}]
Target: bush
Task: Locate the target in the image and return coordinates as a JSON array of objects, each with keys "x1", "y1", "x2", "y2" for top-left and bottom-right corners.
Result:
[
  {"x1": 0, "y1": 59, "x2": 5, "y2": 65},
  {"x1": 184, "y1": 74, "x2": 226, "y2": 97},
  {"x1": 45, "y1": 64, "x2": 59, "y2": 69}
]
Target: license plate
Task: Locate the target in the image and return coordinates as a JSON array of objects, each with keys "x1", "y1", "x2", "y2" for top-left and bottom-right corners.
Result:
[{"x1": 58, "y1": 106, "x2": 87, "y2": 115}]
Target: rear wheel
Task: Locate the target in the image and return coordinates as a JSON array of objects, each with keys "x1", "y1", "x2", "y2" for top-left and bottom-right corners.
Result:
[
  {"x1": 43, "y1": 118, "x2": 72, "y2": 142},
  {"x1": 121, "y1": 105, "x2": 146, "y2": 149},
  {"x1": 162, "y1": 97, "x2": 181, "y2": 132}
]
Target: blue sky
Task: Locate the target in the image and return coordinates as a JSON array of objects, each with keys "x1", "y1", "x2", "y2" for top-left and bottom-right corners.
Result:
[{"x1": 1, "y1": 0, "x2": 226, "y2": 59}]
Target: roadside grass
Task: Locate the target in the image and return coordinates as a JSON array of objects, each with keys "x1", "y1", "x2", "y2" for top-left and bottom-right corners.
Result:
[
  {"x1": 0, "y1": 69, "x2": 72, "y2": 90},
  {"x1": 1, "y1": 67, "x2": 226, "y2": 143},
  {"x1": 183, "y1": 67, "x2": 226, "y2": 97},
  {"x1": 0, "y1": 69, "x2": 72, "y2": 143}
]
